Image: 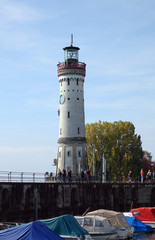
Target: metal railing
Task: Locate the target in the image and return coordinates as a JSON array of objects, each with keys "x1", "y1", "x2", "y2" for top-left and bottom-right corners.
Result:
[
  {"x1": 0, "y1": 171, "x2": 56, "y2": 183},
  {"x1": 57, "y1": 62, "x2": 86, "y2": 70},
  {"x1": 0, "y1": 171, "x2": 151, "y2": 184},
  {"x1": 0, "y1": 171, "x2": 99, "y2": 183}
]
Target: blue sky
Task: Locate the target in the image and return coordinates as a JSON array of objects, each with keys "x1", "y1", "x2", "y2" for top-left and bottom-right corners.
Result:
[{"x1": 0, "y1": 0, "x2": 155, "y2": 174}]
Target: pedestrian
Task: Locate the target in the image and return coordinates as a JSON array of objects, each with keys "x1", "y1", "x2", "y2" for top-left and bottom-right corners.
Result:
[
  {"x1": 58, "y1": 169, "x2": 62, "y2": 183},
  {"x1": 128, "y1": 171, "x2": 132, "y2": 182},
  {"x1": 146, "y1": 170, "x2": 151, "y2": 183},
  {"x1": 86, "y1": 168, "x2": 91, "y2": 183},
  {"x1": 153, "y1": 171, "x2": 155, "y2": 183},
  {"x1": 80, "y1": 169, "x2": 84, "y2": 183},
  {"x1": 140, "y1": 168, "x2": 144, "y2": 183},
  {"x1": 62, "y1": 168, "x2": 66, "y2": 183},
  {"x1": 67, "y1": 168, "x2": 72, "y2": 182}
]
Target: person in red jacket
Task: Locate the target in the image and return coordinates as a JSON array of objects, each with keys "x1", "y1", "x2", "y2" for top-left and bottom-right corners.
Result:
[
  {"x1": 87, "y1": 169, "x2": 91, "y2": 183},
  {"x1": 140, "y1": 168, "x2": 144, "y2": 183}
]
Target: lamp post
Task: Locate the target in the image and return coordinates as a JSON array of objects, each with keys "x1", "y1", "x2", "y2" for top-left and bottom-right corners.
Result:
[
  {"x1": 102, "y1": 153, "x2": 106, "y2": 183},
  {"x1": 93, "y1": 148, "x2": 97, "y2": 176}
]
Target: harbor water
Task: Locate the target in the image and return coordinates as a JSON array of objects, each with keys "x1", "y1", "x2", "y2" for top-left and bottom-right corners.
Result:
[{"x1": 132, "y1": 232, "x2": 155, "y2": 239}]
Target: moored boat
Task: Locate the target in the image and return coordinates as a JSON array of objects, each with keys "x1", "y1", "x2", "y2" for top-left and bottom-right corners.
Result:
[
  {"x1": 0, "y1": 222, "x2": 20, "y2": 230},
  {"x1": 40, "y1": 214, "x2": 93, "y2": 240},
  {"x1": 125, "y1": 216, "x2": 153, "y2": 233},
  {"x1": 0, "y1": 221, "x2": 64, "y2": 240},
  {"x1": 131, "y1": 207, "x2": 155, "y2": 230},
  {"x1": 86, "y1": 209, "x2": 134, "y2": 239},
  {"x1": 75, "y1": 215, "x2": 118, "y2": 240}
]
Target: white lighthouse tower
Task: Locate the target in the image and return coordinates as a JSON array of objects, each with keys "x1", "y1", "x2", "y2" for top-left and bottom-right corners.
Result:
[{"x1": 57, "y1": 36, "x2": 88, "y2": 176}]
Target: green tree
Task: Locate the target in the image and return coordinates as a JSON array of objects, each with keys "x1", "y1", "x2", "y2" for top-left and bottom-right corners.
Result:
[
  {"x1": 85, "y1": 121, "x2": 144, "y2": 181},
  {"x1": 142, "y1": 151, "x2": 154, "y2": 174}
]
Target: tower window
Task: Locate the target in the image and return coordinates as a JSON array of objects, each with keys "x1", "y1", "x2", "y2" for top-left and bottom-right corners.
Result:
[
  {"x1": 77, "y1": 79, "x2": 79, "y2": 85},
  {"x1": 78, "y1": 127, "x2": 80, "y2": 134},
  {"x1": 59, "y1": 152, "x2": 61, "y2": 158},
  {"x1": 67, "y1": 78, "x2": 70, "y2": 85},
  {"x1": 68, "y1": 112, "x2": 70, "y2": 118},
  {"x1": 67, "y1": 151, "x2": 70, "y2": 157},
  {"x1": 77, "y1": 98, "x2": 79, "y2": 100},
  {"x1": 60, "y1": 128, "x2": 62, "y2": 135},
  {"x1": 78, "y1": 151, "x2": 81, "y2": 157},
  {"x1": 68, "y1": 98, "x2": 70, "y2": 100}
]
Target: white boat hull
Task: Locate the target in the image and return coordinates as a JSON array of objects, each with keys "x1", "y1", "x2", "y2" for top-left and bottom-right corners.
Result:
[
  {"x1": 61, "y1": 235, "x2": 93, "y2": 240},
  {"x1": 142, "y1": 222, "x2": 155, "y2": 230},
  {"x1": 117, "y1": 227, "x2": 133, "y2": 239},
  {"x1": 89, "y1": 232, "x2": 118, "y2": 240}
]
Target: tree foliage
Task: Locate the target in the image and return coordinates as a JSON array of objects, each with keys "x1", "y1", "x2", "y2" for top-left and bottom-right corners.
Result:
[
  {"x1": 85, "y1": 121, "x2": 144, "y2": 181},
  {"x1": 142, "y1": 150, "x2": 154, "y2": 174}
]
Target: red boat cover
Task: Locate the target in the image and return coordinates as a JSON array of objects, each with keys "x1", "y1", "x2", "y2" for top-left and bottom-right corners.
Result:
[{"x1": 131, "y1": 208, "x2": 155, "y2": 222}]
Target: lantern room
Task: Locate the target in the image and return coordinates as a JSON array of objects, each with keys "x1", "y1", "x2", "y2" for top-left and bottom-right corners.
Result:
[{"x1": 63, "y1": 45, "x2": 79, "y2": 64}]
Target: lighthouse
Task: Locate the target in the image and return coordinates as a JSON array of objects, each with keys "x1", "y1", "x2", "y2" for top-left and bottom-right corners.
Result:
[{"x1": 57, "y1": 36, "x2": 88, "y2": 177}]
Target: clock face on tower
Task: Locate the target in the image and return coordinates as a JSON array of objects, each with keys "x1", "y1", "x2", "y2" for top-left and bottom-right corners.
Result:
[{"x1": 60, "y1": 95, "x2": 65, "y2": 104}]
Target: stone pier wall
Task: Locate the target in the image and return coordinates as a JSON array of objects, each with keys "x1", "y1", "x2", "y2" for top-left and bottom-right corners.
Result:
[{"x1": 0, "y1": 182, "x2": 155, "y2": 223}]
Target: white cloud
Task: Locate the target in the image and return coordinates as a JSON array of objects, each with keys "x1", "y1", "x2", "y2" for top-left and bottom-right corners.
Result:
[
  {"x1": 0, "y1": 0, "x2": 47, "y2": 23},
  {"x1": 0, "y1": 0, "x2": 56, "y2": 51},
  {"x1": 0, "y1": 30, "x2": 38, "y2": 50}
]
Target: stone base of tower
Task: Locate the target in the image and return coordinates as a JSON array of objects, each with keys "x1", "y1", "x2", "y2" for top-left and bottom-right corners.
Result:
[{"x1": 57, "y1": 138, "x2": 88, "y2": 176}]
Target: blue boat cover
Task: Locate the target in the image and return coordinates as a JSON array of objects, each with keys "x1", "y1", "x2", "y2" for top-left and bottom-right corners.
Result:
[
  {"x1": 40, "y1": 214, "x2": 89, "y2": 237},
  {"x1": 126, "y1": 216, "x2": 152, "y2": 233},
  {"x1": 0, "y1": 220, "x2": 65, "y2": 240}
]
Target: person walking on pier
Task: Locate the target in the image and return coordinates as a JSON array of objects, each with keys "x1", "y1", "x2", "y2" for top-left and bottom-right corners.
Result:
[
  {"x1": 86, "y1": 168, "x2": 91, "y2": 183},
  {"x1": 128, "y1": 171, "x2": 132, "y2": 182},
  {"x1": 58, "y1": 169, "x2": 62, "y2": 182},
  {"x1": 146, "y1": 169, "x2": 151, "y2": 183},
  {"x1": 62, "y1": 168, "x2": 66, "y2": 183},
  {"x1": 153, "y1": 170, "x2": 155, "y2": 183},
  {"x1": 80, "y1": 169, "x2": 84, "y2": 183},
  {"x1": 67, "y1": 168, "x2": 72, "y2": 182},
  {"x1": 140, "y1": 168, "x2": 144, "y2": 183}
]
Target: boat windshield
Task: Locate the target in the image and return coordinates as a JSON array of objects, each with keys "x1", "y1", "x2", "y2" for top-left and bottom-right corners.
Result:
[
  {"x1": 95, "y1": 219, "x2": 104, "y2": 227},
  {"x1": 133, "y1": 212, "x2": 141, "y2": 216},
  {"x1": 83, "y1": 218, "x2": 93, "y2": 226}
]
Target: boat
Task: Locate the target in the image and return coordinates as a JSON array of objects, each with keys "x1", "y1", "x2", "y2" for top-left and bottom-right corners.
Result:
[
  {"x1": 0, "y1": 221, "x2": 20, "y2": 230},
  {"x1": 131, "y1": 207, "x2": 155, "y2": 229},
  {"x1": 0, "y1": 220, "x2": 64, "y2": 240},
  {"x1": 40, "y1": 214, "x2": 93, "y2": 240},
  {"x1": 125, "y1": 216, "x2": 152, "y2": 233},
  {"x1": 75, "y1": 215, "x2": 118, "y2": 239},
  {"x1": 0, "y1": 223, "x2": 10, "y2": 230},
  {"x1": 86, "y1": 209, "x2": 134, "y2": 239},
  {"x1": 123, "y1": 212, "x2": 153, "y2": 233}
]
